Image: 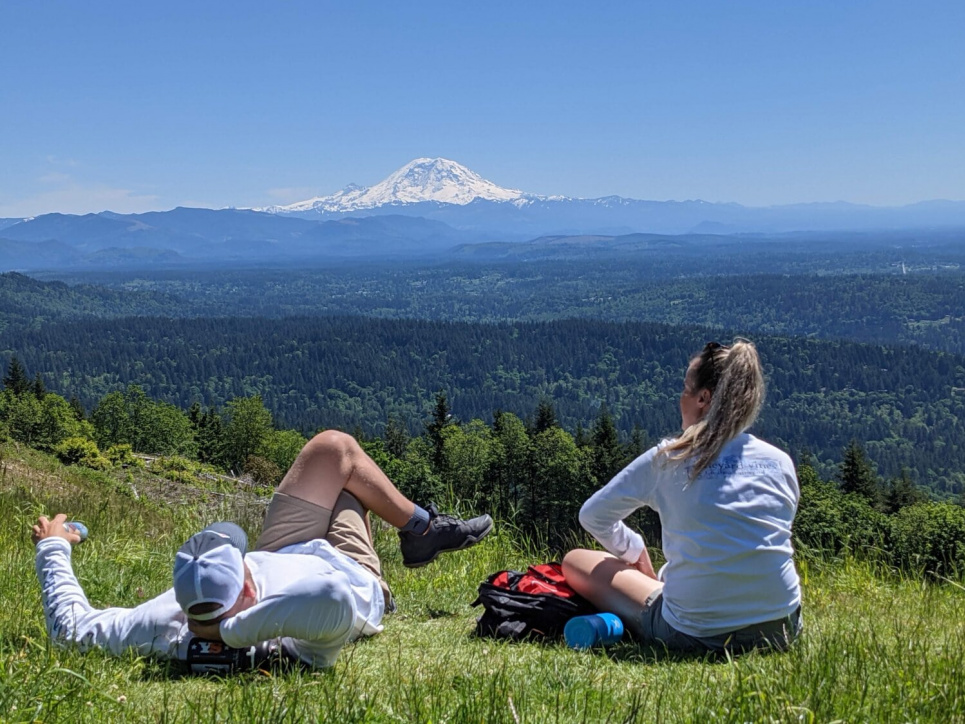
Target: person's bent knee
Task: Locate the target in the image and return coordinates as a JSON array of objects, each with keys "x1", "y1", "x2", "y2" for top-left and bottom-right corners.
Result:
[
  {"x1": 562, "y1": 548, "x2": 595, "y2": 591},
  {"x1": 562, "y1": 548, "x2": 584, "y2": 574},
  {"x1": 306, "y1": 430, "x2": 358, "y2": 460}
]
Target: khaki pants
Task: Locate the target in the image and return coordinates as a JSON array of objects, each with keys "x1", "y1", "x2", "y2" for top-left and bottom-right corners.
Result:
[{"x1": 255, "y1": 490, "x2": 392, "y2": 605}]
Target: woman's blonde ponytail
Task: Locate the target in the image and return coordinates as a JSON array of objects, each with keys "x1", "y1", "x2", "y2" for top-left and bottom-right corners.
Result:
[{"x1": 661, "y1": 339, "x2": 765, "y2": 480}]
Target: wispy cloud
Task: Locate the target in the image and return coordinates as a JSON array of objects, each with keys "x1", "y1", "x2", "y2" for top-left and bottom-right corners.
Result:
[
  {"x1": 38, "y1": 172, "x2": 73, "y2": 184},
  {"x1": 44, "y1": 155, "x2": 78, "y2": 167}
]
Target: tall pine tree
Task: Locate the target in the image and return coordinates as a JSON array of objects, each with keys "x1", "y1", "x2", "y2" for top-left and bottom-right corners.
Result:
[
  {"x1": 591, "y1": 403, "x2": 624, "y2": 485},
  {"x1": 530, "y1": 398, "x2": 558, "y2": 435},
  {"x1": 838, "y1": 439, "x2": 880, "y2": 505},
  {"x1": 425, "y1": 391, "x2": 453, "y2": 473},
  {"x1": 2, "y1": 356, "x2": 30, "y2": 396},
  {"x1": 384, "y1": 414, "x2": 410, "y2": 458}
]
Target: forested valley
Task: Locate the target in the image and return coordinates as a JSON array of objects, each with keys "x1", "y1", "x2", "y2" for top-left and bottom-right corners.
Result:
[
  {"x1": 4, "y1": 313, "x2": 965, "y2": 496},
  {"x1": 12, "y1": 259, "x2": 965, "y2": 353}
]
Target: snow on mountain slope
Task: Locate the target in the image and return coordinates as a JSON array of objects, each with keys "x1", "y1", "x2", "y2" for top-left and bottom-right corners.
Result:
[{"x1": 264, "y1": 158, "x2": 541, "y2": 214}]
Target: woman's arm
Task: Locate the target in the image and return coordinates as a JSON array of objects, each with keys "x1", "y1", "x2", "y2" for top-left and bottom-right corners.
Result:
[{"x1": 579, "y1": 447, "x2": 659, "y2": 565}]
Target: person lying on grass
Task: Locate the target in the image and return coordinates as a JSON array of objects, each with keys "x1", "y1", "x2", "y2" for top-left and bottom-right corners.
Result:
[
  {"x1": 33, "y1": 430, "x2": 493, "y2": 668},
  {"x1": 563, "y1": 340, "x2": 802, "y2": 654}
]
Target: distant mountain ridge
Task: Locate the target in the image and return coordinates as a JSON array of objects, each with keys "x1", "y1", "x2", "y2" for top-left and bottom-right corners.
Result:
[
  {"x1": 0, "y1": 208, "x2": 479, "y2": 270},
  {"x1": 261, "y1": 157, "x2": 965, "y2": 235},
  {"x1": 2, "y1": 157, "x2": 965, "y2": 271}
]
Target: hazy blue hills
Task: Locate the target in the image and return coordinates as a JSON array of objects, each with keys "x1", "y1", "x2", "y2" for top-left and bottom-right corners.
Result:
[
  {"x1": 282, "y1": 195, "x2": 965, "y2": 237},
  {"x1": 4, "y1": 191, "x2": 965, "y2": 272},
  {"x1": 0, "y1": 208, "x2": 482, "y2": 270},
  {"x1": 0, "y1": 238, "x2": 82, "y2": 268}
]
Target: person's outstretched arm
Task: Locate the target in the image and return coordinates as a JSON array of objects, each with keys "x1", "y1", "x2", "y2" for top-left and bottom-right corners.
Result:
[{"x1": 33, "y1": 514, "x2": 190, "y2": 659}]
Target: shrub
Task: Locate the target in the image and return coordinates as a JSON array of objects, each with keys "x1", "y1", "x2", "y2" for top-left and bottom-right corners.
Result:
[
  {"x1": 794, "y1": 477, "x2": 889, "y2": 557},
  {"x1": 890, "y1": 502, "x2": 965, "y2": 577},
  {"x1": 243, "y1": 454, "x2": 281, "y2": 487},
  {"x1": 105, "y1": 443, "x2": 143, "y2": 468},
  {"x1": 150, "y1": 455, "x2": 222, "y2": 487},
  {"x1": 54, "y1": 436, "x2": 111, "y2": 471},
  {"x1": 363, "y1": 438, "x2": 445, "y2": 506}
]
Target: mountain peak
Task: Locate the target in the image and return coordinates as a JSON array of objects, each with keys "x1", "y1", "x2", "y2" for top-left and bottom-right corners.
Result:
[
  {"x1": 264, "y1": 157, "x2": 530, "y2": 214},
  {"x1": 377, "y1": 157, "x2": 525, "y2": 206}
]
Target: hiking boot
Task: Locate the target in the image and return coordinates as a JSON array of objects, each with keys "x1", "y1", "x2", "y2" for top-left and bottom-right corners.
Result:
[{"x1": 399, "y1": 504, "x2": 494, "y2": 568}]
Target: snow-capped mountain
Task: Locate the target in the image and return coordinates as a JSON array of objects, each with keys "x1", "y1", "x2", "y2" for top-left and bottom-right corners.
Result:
[{"x1": 263, "y1": 158, "x2": 541, "y2": 214}]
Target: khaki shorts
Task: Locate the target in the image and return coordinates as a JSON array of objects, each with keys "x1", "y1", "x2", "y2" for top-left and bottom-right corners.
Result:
[
  {"x1": 254, "y1": 490, "x2": 392, "y2": 605},
  {"x1": 639, "y1": 589, "x2": 802, "y2": 654}
]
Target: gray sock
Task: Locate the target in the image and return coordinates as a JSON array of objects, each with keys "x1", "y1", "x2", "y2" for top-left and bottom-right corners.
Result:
[{"x1": 401, "y1": 505, "x2": 431, "y2": 535}]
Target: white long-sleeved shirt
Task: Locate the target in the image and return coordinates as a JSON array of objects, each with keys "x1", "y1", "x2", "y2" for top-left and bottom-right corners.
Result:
[
  {"x1": 579, "y1": 433, "x2": 801, "y2": 638},
  {"x1": 35, "y1": 536, "x2": 384, "y2": 668}
]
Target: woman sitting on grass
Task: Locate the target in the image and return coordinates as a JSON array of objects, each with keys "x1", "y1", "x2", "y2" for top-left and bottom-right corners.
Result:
[{"x1": 563, "y1": 340, "x2": 802, "y2": 653}]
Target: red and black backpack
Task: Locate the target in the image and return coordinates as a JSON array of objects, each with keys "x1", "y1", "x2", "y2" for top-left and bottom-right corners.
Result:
[{"x1": 471, "y1": 562, "x2": 597, "y2": 640}]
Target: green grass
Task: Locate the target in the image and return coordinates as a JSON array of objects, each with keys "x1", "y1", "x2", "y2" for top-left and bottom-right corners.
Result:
[{"x1": 2, "y1": 443, "x2": 965, "y2": 723}]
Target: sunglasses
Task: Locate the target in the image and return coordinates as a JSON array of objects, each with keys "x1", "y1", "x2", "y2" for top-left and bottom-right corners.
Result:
[{"x1": 703, "y1": 341, "x2": 726, "y2": 384}]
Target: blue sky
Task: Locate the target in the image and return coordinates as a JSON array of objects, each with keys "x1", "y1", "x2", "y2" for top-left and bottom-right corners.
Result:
[{"x1": 2, "y1": 1, "x2": 963, "y2": 216}]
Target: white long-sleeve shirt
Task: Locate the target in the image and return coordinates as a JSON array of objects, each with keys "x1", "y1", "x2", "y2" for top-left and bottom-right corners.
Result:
[
  {"x1": 579, "y1": 433, "x2": 801, "y2": 638},
  {"x1": 35, "y1": 536, "x2": 384, "y2": 668}
]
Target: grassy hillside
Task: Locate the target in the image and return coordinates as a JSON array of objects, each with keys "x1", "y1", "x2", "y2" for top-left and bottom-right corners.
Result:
[{"x1": 2, "y1": 443, "x2": 964, "y2": 722}]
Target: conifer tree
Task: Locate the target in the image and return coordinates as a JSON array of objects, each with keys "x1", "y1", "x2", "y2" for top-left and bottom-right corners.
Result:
[
  {"x1": 591, "y1": 403, "x2": 624, "y2": 485},
  {"x1": 425, "y1": 391, "x2": 453, "y2": 472},
  {"x1": 838, "y1": 439, "x2": 880, "y2": 505},
  {"x1": 384, "y1": 414, "x2": 410, "y2": 458},
  {"x1": 884, "y1": 468, "x2": 926, "y2": 514},
  {"x1": 194, "y1": 407, "x2": 224, "y2": 465},
  {"x1": 68, "y1": 395, "x2": 86, "y2": 421},
  {"x1": 2, "y1": 356, "x2": 30, "y2": 396},
  {"x1": 531, "y1": 398, "x2": 558, "y2": 435},
  {"x1": 626, "y1": 424, "x2": 648, "y2": 459},
  {"x1": 188, "y1": 402, "x2": 203, "y2": 428},
  {"x1": 574, "y1": 423, "x2": 588, "y2": 448}
]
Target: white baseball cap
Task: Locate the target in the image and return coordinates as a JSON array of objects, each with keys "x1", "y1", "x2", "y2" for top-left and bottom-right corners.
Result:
[{"x1": 173, "y1": 524, "x2": 248, "y2": 621}]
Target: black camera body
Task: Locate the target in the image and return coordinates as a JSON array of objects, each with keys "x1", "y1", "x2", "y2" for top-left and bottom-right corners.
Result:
[{"x1": 186, "y1": 637, "x2": 279, "y2": 674}]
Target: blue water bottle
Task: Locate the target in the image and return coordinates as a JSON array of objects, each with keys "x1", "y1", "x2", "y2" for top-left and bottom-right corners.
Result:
[
  {"x1": 65, "y1": 521, "x2": 88, "y2": 542},
  {"x1": 564, "y1": 613, "x2": 625, "y2": 649}
]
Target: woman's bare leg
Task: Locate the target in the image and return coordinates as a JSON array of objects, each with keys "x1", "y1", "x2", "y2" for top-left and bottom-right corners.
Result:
[
  {"x1": 276, "y1": 430, "x2": 414, "y2": 528},
  {"x1": 562, "y1": 548, "x2": 664, "y2": 638}
]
